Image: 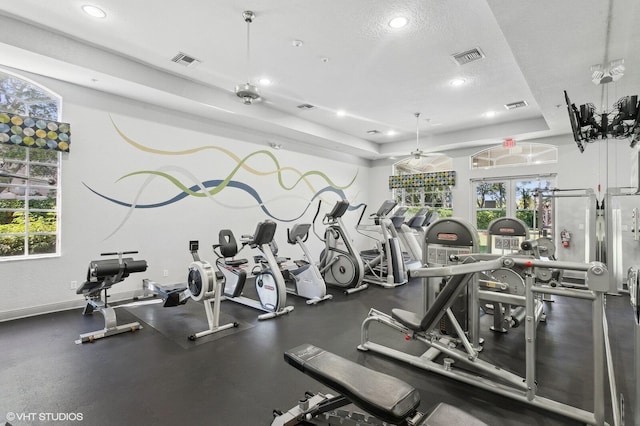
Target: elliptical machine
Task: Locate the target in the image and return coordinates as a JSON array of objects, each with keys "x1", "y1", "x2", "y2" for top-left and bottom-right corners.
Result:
[
  {"x1": 213, "y1": 220, "x2": 294, "y2": 320},
  {"x1": 143, "y1": 240, "x2": 238, "y2": 340},
  {"x1": 312, "y1": 199, "x2": 367, "y2": 294},
  {"x1": 356, "y1": 200, "x2": 408, "y2": 288}
]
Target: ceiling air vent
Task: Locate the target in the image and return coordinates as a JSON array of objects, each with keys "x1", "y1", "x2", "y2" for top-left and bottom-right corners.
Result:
[
  {"x1": 171, "y1": 52, "x2": 201, "y2": 67},
  {"x1": 504, "y1": 100, "x2": 529, "y2": 110},
  {"x1": 297, "y1": 104, "x2": 315, "y2": 110},
  {"x1": 451, "y1": 48, "x2": 485, "y2": 65}
]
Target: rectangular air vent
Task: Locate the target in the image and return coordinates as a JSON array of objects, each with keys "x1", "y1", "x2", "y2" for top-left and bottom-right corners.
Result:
[
  {"x1": 504, "y1": 100, "x2": 529, "y2": 110},
  {"x1": 297, "y1": 103, "x2": 315, "y2": 110},
  {"x1": 171, "y1": 52, "x2": 201, "y2": 67},
  {"x1": 451, "y1": 48, "x2": 485, "y2": 65}
]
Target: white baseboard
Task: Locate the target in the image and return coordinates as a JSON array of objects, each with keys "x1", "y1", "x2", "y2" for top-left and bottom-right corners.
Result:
[{"x1": 0, "y1": 290, "x2": 143, "y2": 322}]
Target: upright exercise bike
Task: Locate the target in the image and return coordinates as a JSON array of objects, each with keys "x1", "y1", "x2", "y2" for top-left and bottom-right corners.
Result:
[
  {"x1": 312, "y1": 199, "x2": 367, "y2": 294},
  {"x1": 213, "y1": 220, "x2": 294, "y2": 320}
]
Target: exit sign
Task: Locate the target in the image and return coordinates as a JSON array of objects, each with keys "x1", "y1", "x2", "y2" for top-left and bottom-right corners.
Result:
[{"x1": 503, "y1": 138, "x2": 516, "y2": 148}]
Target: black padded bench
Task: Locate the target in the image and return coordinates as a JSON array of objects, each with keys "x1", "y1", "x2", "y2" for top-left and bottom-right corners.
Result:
[
  {"x1": 277, "y1": 343, "x2": 487, "y2": 425},
  {"x1": 76, "y1": 252, "x2": 147, "y2": 344}
]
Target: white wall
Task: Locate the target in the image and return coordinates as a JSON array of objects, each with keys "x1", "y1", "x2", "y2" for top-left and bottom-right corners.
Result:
[
  {"x1": 371, "y1": 134, "x2": 639, "y2": 268},
  {"x1": 0, "y1": 76, "x2": 370, "y2": 320}
]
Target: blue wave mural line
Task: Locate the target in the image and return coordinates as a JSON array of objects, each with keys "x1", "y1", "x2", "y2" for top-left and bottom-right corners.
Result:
[{"x1": 83, "y1": 181, "x2": 359, "y2": 222}]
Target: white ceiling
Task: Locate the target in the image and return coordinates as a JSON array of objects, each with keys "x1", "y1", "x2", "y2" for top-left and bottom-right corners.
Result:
[{"x1": 0, "y1": 0, "x2": 638, "y2": 162}]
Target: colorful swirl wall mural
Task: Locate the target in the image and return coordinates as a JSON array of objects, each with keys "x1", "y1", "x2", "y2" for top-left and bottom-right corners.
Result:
[{"x1": 84, "y1": 115, "x2": 361, "y2": 237}]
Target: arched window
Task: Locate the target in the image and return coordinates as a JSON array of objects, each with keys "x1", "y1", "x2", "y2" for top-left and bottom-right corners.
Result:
[
  {"x1": 393, "y1": 155, "x2": 453, "y2": 175},
  {"x1": 471, "y1": 143, "x2": 557, "y2": 169},
  {"x1": 0, "y1": 69, "x2": 62, "y2": 259}
]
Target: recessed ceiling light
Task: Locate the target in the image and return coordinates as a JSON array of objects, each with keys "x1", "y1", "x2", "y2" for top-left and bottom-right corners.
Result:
[
  {"x1": 450, "y1": 78, "x2": 466, "y2": 87},
  {"x1": 258, "y1": 78, "x2": 271, "y2": 86},
  {"x1": 336, "y1": 110, "x2": 346, "y2": 117},
  {"x1": 292, "y1": 40, "x2": 304, "y2": 48},
  {"x1": 484, "y1": 111, "x2": 496, "y2": 118},
  {"x1": 81, "y1": 4, "x2": 106, "y2": 18},
  {"x1": 386, "y1": 130, "x2": 397, "y2": 136},
  {"x1": 388, "y1": 17, "x2": 408, "y2": 29}
]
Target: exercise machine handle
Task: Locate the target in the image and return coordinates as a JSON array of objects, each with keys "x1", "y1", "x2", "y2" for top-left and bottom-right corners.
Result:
[{"x1": 100, "y1": 250, "x2": 138, "y2": 256}]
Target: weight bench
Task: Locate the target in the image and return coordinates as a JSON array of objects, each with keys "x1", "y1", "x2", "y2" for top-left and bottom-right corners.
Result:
[
  {"x1": 76, "y1": 251, "x2": 147, "y2": 344},
  {"x1": 272, "y1": 343, "x2": 486, "y2": 425}
]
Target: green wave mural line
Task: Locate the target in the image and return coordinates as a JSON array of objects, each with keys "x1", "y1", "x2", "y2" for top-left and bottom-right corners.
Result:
[{"x1": 110, "y1": 115, "x2": 358, "y2": 192}]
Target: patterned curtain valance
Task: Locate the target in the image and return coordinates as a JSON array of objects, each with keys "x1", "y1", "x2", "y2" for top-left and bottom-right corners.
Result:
[
  {"x1": 0, "y1": 111, "x2": 70, "y2": 152},
  {"x1": 389, "y1": 171, "x2": 456, "y2": 189}
]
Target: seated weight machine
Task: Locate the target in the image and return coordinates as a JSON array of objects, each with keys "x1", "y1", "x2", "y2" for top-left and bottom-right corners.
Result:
[
  {"x1": 480, "y1": 217, "x2": 547, "y2": 333},
  {"x1": 272, "y1": 343, "x2": 487, "y2": 426},
  {"x1": 75, "y1": 251, "x2": 147, "y2": 344},
  {"x1": 360, "y1": 253, "x2": 621, "y2": 425}
]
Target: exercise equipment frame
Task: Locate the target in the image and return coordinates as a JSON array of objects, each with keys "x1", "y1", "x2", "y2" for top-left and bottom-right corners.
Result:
[{"x1": 359, "y1": 256, "x2": 621, "y2": 425}]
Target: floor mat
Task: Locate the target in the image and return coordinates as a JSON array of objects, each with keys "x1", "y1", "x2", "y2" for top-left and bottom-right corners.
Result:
[{"x1": 122, "y1": 298, "x2": 253, "y2": 349}]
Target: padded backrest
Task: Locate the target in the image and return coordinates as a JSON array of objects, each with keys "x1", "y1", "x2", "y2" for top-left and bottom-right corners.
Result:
[
  {"x1": 420, "y1": 273, "x2": 469, "y2": 330},
  {"x1": 284, "y1": 344, "x2": 420, "y2": 424},
  {"x1": 218, "y1": 229, "x2": 239, "y2": 258}
]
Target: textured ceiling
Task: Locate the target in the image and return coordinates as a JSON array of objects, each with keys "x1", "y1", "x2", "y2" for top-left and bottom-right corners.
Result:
[{"x1": 0, "y1": 0, "x2": 638, "y2": 162}]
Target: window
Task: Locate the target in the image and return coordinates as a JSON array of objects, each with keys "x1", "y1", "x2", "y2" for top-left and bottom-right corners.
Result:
[
  {"x1": 471, "y1": 143, "x2": 557, "y2": 169},
  {"x1": 392, "y1": 155, "x2": 454, "y2": 218},
  {"x1": 0, "y1": 69, "x2": 61, "y2": 258},
  {"x1": 473, "y1": 176, "x2": 555, "y2": 252}
]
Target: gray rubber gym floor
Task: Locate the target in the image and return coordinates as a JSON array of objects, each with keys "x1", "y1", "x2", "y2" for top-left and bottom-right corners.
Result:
[{"x1": 1, "y1": 278, "x2": 635, "y2": 425}]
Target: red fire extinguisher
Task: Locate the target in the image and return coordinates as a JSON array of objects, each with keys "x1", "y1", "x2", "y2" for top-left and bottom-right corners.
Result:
[{"x1": 561, "y1": 229, "x2": 571, "y2": 248}]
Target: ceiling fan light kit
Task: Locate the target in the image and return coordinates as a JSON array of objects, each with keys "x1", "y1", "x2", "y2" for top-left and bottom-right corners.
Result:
[
  {"x1": 235, "y1": 82, "x2": 260, "y2": 105},
  {"x1": 235, "y1": 10, "x2": 261, "y2": 105}
]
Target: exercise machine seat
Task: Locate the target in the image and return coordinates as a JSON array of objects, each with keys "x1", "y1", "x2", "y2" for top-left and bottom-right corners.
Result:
[
  {"x1": 392, "y1": 273, "x2": 468, "y2": 332},
  {"x1": 284, "y1": 343, "x2": 420, "y2": 424},
  {"x1": 215, "y1": 229, "x2": 248, "y2": 266}
]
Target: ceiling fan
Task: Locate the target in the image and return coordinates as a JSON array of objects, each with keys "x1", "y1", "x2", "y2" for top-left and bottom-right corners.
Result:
[
  {"x1": 235, "y1": 11, "x2": 261, "y2": 105},
  {"x1": 409, "y1": 112, "x2": 444, "y2": 159}
]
